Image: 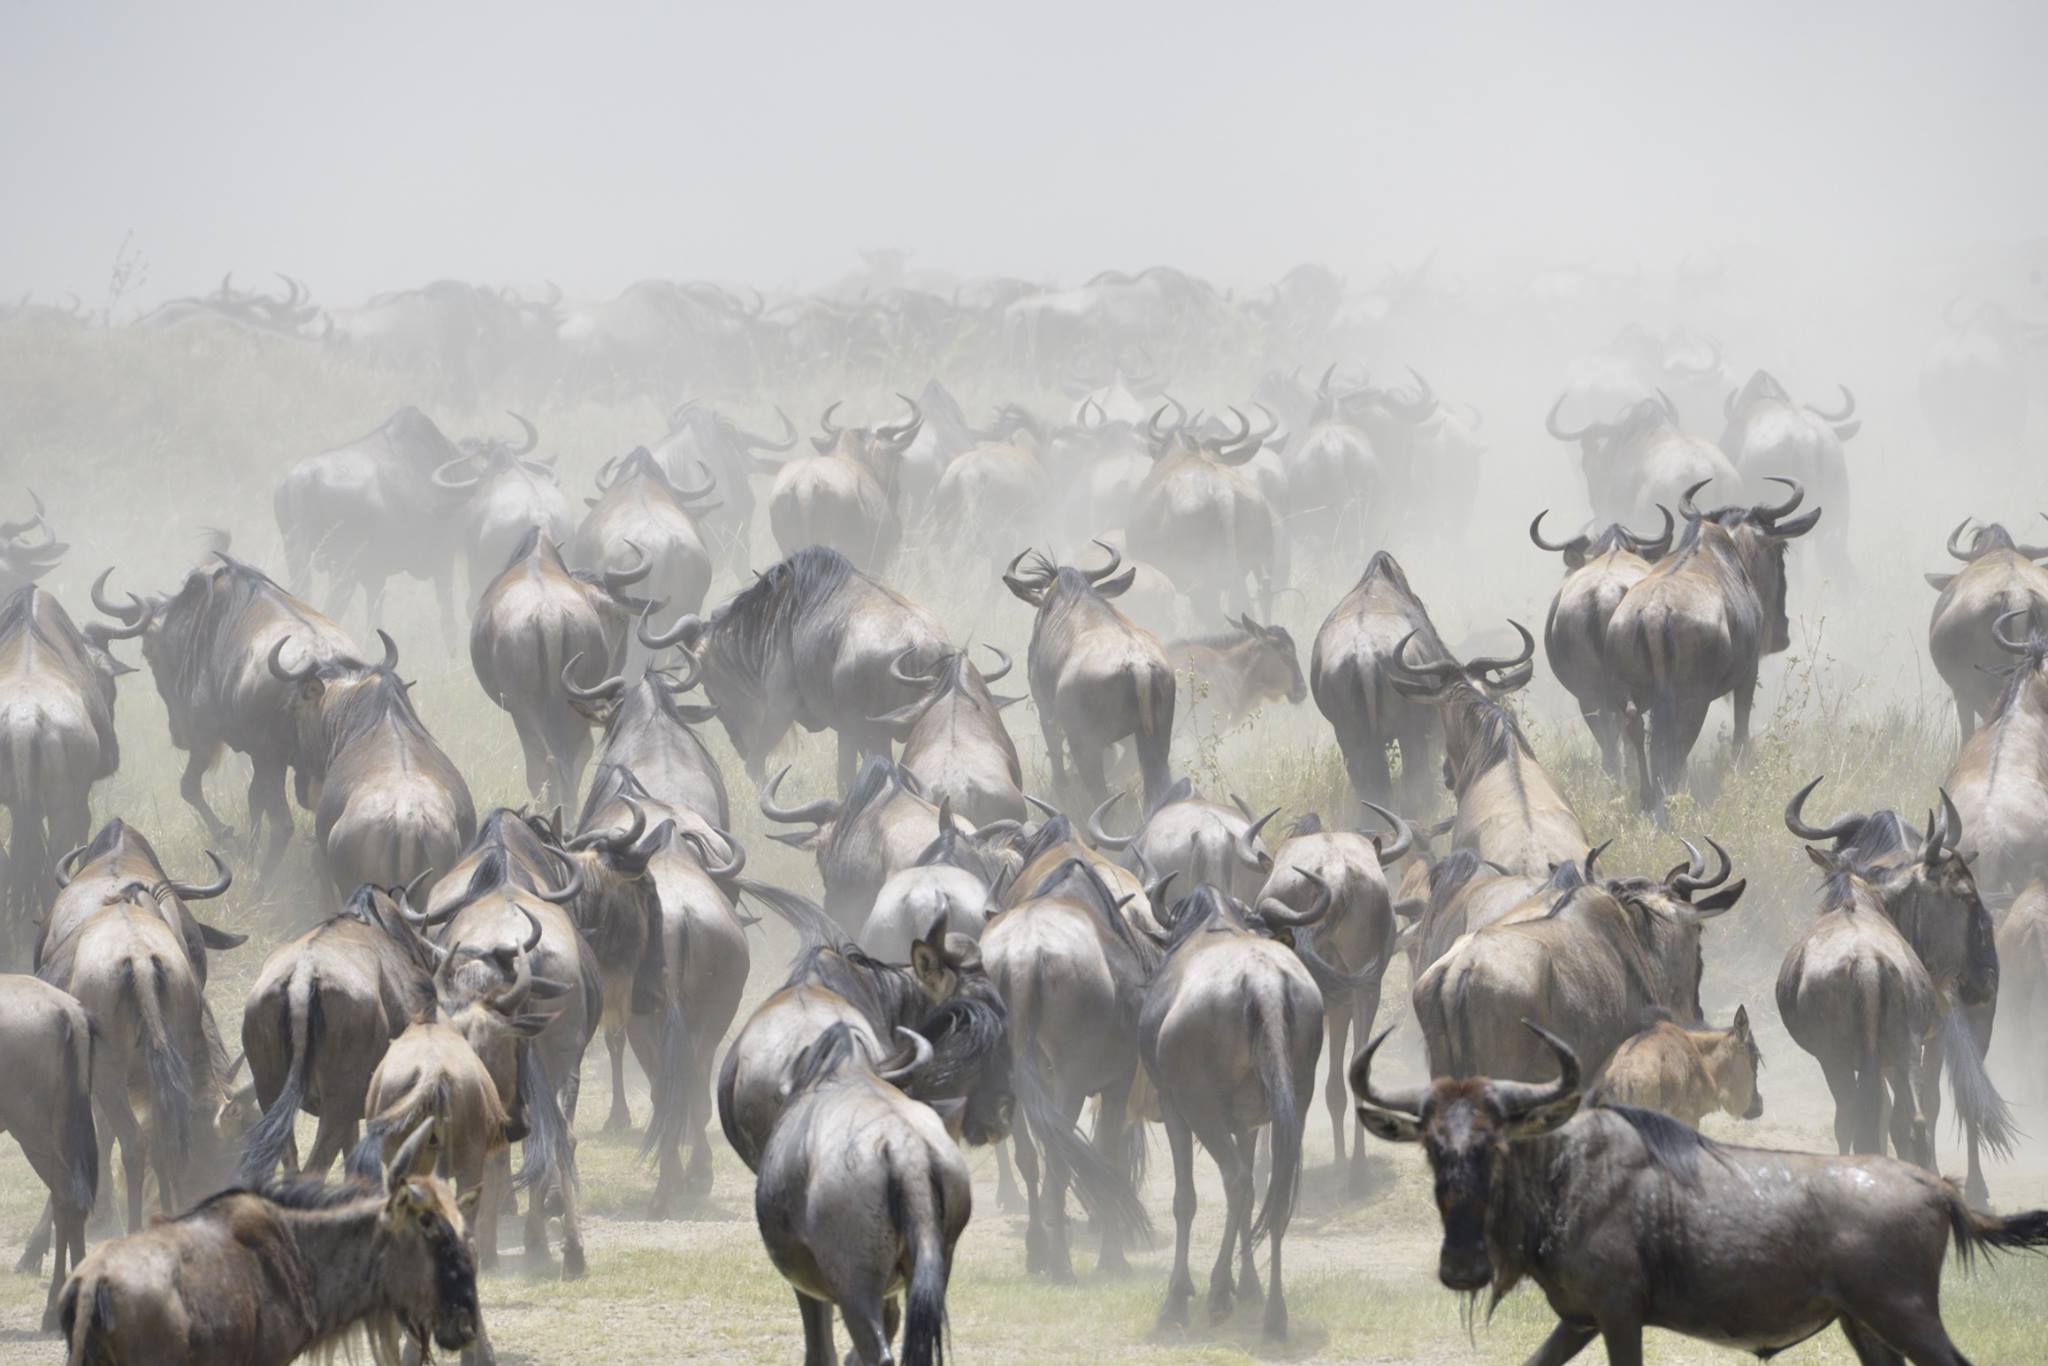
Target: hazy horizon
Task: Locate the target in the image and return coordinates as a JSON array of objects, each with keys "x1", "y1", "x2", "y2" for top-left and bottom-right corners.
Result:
[{"x1": 6, "y1": 0, "x2": 2046, "y2": 309}]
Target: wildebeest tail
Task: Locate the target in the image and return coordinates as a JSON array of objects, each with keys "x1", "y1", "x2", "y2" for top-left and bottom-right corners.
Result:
[
  {"x1": 58, "y1": 1009, "x2": 96, "y2": 1215},
  {"x1": 1132, "y1": 662, "x2": 1176, "y2": 807},
  {"x1": 239, "y1": 969, "x2": 320, "y2": 1183},
  {"x1": 1949, "y1": 1196, "x2": 2048, "y2": 1265},
  {"x1": 888, "y1": 1155, "x2": 951, "y2": 1366},
  {"x1": 1247, "y1": 990, "x2": 1302, "y2": 1243},
  {"x1": 60, "y1": 1274, "x2": 117, "y2": 1366},
  {"x1": 126, "y1": 956, "x2": 193, "y2": 1152},
  {"x1": 516, "y1": 1043, "x2": 574, "y2": 1193},
  {"x1": 1008, "y1": 966, "x2": 1152, "y2": 1246},
  {"x1": 735, "y1": 877, "x2": 846, "y2": 953},
  {"x1": 1940, "y1": 1006, "x2": 2017, "y2": 1159},
  {"x1": 640, "y1": 997, "x2": 692, "y2": 1164},
  {"x1": 5, "y1": 725, "x2": 46, "y2": 919}
]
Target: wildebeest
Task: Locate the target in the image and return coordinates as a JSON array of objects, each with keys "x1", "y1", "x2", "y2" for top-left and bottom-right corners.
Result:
[
  {"x1": 571, "y1": 641, "x2": 729, "y2": 829},
  {"x1": 1257, "y1": 804, "x2": 1410, "y2": 1194},
  {"x1": 1088, "y1": 779, "x2": 1277, "y2": 903},
  {"x1": 1004, "y1": 542, "x2": 1176, "y2": 808},
  {"x1": 979, "y1": 857, "x2": 1156, "y2": 1279},
  {"x1": 274, "y1": 405, "x2": 466, "y2": 645},
  {"x1": 235, "y1": 880, "x2": 441, "y2": 1183},
  {"x1": 1941, "y1": 608, "x2": 2048, "y2": 897},
  {"x1": 59, "y1": 1121, "x2": 483, "y2": 1366},
  {"x1": 0, "y1": 586, "x2": 132, "y2": 926},
  {"x1": 928, "y1": 408, "x2": 1055, "y2": 572},
  {"x1": 1353, "y1": 1024, "x2": 2048, "y2": 1365},
  {"x1": 572, "y1": 446, "x2": 721, "y2": 622},
  {"x1": 641, "y1": 544, "x2": 950, "y2": 787},
  {"x1": 1311, "y1": 551, "x2": 1455, "y2": 811},
  {"x1": 754, "y1": 1023, "x2": 971, "y2": 1366},
  {"x1": 1588, "y1": 1007, "x2": 1762, "y2": 1128},
  {"x1": 869, "y1": 645, "x2": 1029, "y2": 827},
  {"x1": 40, "y1": 820, "x2": 244, "y2": 996},
  {"x1": 93, "y1": 552, "x2": 361, "y2": 872},
  {"x1": 1547, "y1": 390, "x2": 1741, "y2": 527},
  {"x1": 1128, "y1": 400, "x2": 1281, "y2": 617},
  {"x1": 1607, "y1": 477, "x2": 1821, "y2": 808},
  {"x1": 275, "y1": 632, "x2": 477, "y2": 900},
  {"x1": 1166, "y1": 615, "x2": 1306, "y2": 729},
  {"x1": 427, "y1": 412, "x2": 573, "y2": 605},
  {"x1": 1530, "y1": 508, "x2": 1673, "y2": 772},
  {"x1": 764, "y1": 398, "x2": 924, "y2": 570},
  {"x1": 0, "y1": 974, "x2": 97, "y2": 1329},
  {"x1": 471, "y1": 530, "x2": 651, "y2": 800},
  {"x1": 1925, "y1": 519, "x2": 2048, "y2": 740},
  {"x1": 1919, "y1": 296, "x2": 2044, "y2": 457},
  {"x1": 647, "y1": 401, "x2": 798, "y2": 576},
  {"x1": 1993, "y1": 878, "x2": 2048, "y2": 1103},
  {"x1": 1720, "y1": 370, "x2": 1858, "y2": 579},
  {"x1": 1141, "y1": 885, "x2": 1326, "y2": 1339},
  {"x1": 859, "y1": 801, "x2": 1004, "y2": 961},
  {"x1": 1414, "y1": 840, "x2": 1744, "y2": 1081}
]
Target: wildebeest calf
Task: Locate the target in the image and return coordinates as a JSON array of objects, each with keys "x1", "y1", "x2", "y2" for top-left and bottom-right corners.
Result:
[{"x1": 1588, "y1": 1006, "x2": 1762, "y2": 1128}]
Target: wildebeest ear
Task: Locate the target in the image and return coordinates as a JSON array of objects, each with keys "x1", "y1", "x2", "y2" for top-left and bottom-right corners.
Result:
[
  {"x1": 1391, "y1": 897, "x2": 1426, "y2": 923},
  {"x1": 928, "y1": 1097, "x2": 968, "y2": 1142},
  {"x1": 1803, "y1": 844, "x2": 1838, "y2": 873},
  {"x1": 456, "y1": 1185, "x2": 482, "y2": 1224},
  {"x1": 909, "y1": 935, "x2": 954, "y2": 1001},
  {"x1": 1356, "y1": 1105, "x2": 1423, "y2": 1144},
  {"x1": 1732, "y1": 1004, "x2": 1751, "y2": 1037},
  {"x1": 991, "y1": 692, "x2": 1028, "y2": 709},
  {"x1": 1924, "y1": 573, "x2": 1955, "y2": 591},
  {"x1": 1505, "y1": 1091, "x2": 1581, "y2": 1138},
  {"x1": 196, "y1": 920, "x2": 249, "y2": 949},
  {"x1": 1690, "y1": 879, "x2": 1746, "y2": 916},
  {"x1": 527, "y1": 975, "x2": 574, "y2": 1000},
  {"x1": 1095, "y1": 566, "x2": 1138, "y2": 598}
]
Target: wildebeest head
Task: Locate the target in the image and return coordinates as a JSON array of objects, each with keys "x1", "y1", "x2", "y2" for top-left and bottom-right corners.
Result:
[
  {"x1": 1592, "y1": 836, "x2": 1747, "y2": 1018},
  {"x1": 1351, "y1": 1022, "x2": 1583, "y2": 1292},
  {"x1": 374, "y1": 1120, "x2": 485, "y2": 1355},
  {"x1": 267, "y1": 628, "x2": 407, "y2": 789},
  {"x1": 1865, "y1": 791, "x2": 1998, "y2": 1007},
  {"x1": 1141, "y1": 397, "x2": 1277, "y2": 467},
  {"x1": 1933, "y1": 515, "x2": 2048, "y2": 574},
  {"x1": 1002, "y1": 540, "x2": 1137, "y2": 607},
  {"x1": 1528, "y1": 506, "x2": 1675, "y2": 573},
  {"x1": 558, "y1": 790, "x2": 675, "y2": 958},
  {"x1": 1544, "y1": 391, "x2": 1674, "y2": 462},
  {"x1": 1386, "y1": 620, "x2": 1537, "y2": 792},
  {"x1": 1208, "y1": 614, "x2": 1307, "y2": 707},
  {"x1": 1677, "y1": 476, "x2": 1823, "y2": 653},
  {"x1": 808, "y1": 395, "x2": 925, "y2": 464}
]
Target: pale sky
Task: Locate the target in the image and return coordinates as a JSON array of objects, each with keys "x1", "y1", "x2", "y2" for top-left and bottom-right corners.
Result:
[{"x1": 4, "y1": 0, "x2": 2043, "y2": 308}]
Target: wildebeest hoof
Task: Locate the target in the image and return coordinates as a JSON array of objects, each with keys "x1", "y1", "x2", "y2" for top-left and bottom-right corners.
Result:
[
  {"x1": 602, "y1": 1108, "x2": 633, "y2": 1134},
  {"x1": 1262, "y1": 1302, "x2": 1289, "y2": 1342},
  {"x1": 1206, "y1": 1291, "x2": 1234, "y2": 1324},
  {"x1": 1092, "y1": 1255, "x2": 1133, "y2": 1281},
  {"x1": 1157, "y1": 1296, "x2": 1191, "y2": 1330},
  {"x1": 562, "y1": 1245, "x2": 588, "y2": 1280}
]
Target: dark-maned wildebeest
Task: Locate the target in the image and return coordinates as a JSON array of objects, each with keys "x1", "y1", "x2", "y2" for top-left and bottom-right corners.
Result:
[
  {"x1": 1141, "y1": 885, "x2": 1326, "y2": 1339},
  {"x1": 1546, "y1": 389, "x2": 1741, "y2": 527},
  {"x1": 1778, "y1": 846, "x2": 1938, "y2": 1166},
  {"x1": 274, "y1": 632, "x2": 477, "y2": 901},
  {"x1": 571, "y1": 635, "x2": 729, "y2": 828},
  {"x1": 471, "y1": 530, "x2": 651, "y2": 801},
  {"x1": 36, "y1": 883, "x2": 230, "y2": 1231},
  {"x1": 1720, "y1": 370, "x2": 1858, "y2": 580},
  {"x1": 0, "y1": 492, "x2": 66, "y2": 596},
  {"x1": 1353, "y1": 1024, "x2": 2048, "y2": 1365},
  {"x1": 59, "y1": 1122, "x2": 483, "y2": 1366},
  {"x1": 1414, "y1": 841, "x2": 1744, "y2": 1081},
  {"x1": 1587, "y1": 1007, "x2": 1762, "y2": 1128},
  {"x1": 235, "y1": 880, "x2": 440, "y2": 1184},
  {"x1": 1387, "y1": 623, "x2": 1589, "y2": 874},
  {"x1": 1311, "y1": 551, "x2": 1454, "y2": 812},
  {"x1": 0, "y1": 586, "x2": 134, "y2": 927},
  {"x1": 1004, "y1": 542, "x2": 1176, "y2": 808},
  {"x1": 1257, "y1": 803, "x2": 1410, "y2": 1194},
  {"x1": 426, "y1": 413, "x2": 573, "y2": 607},
  {"x1": 573, "y1": 446, "x2": 721, "y2": 622},
  {"x1": 870, "y1": 645, "x2": 1029, "y2": 827},
  {"x1": 755, "y1": 1023, "x2": 971, "y2": 1366},
  {"x1": 93, "y1": 552, "x2": 360, "y2": 872},
  {"x1": 1088, "y1": 779, "x2": 1277, "y2": 902},
  {"x1": 1128, "y1": 400, "x2": 1281, "y2": 617},
  {"x1": 765, "y1": 398, "x2": 924, "y2": 570},
  {"x1": 1607, "y1": 477, "x2": 1821, "y2": 809},
  {"x1": 979, "y1": 857, "x2": 1156, "y2": 1279},
  {"x1": 641, "y1": 544, "x2": 950, "y2": 788},
  {"x1": 1925, "y1": 519, "x2": 2048, "y2": 740},
  {"x1": 1941, "y1": 609, "x2": 2048, "y2": 898},
  {"x1": 718, "y1": 883, "x2": 1013, "y2": 1171},
  {"x1": 1166, "y1": 615, "x2": 1306, "y2": 729},
  {"x1": 0, "y1": 974, "x2": 97, "y2": 1329},
  {"x1": 274, "y1": 405, "x2": 466, "y2": 646},
  {"x1": 647, "y1": 401, "x2": 798, "y2": 576},
  {"x1": 1530, "y1": 508, "x2": 1674, "y2": 773}
]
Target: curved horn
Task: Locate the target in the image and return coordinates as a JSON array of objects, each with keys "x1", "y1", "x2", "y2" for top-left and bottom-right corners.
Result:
[
  {"x1": 1361, "y1": 800, "x2": 1414, "y2": 864},
  {"x1": 683, "y1": 827, "x2": 746, "y2": 880},
  {"x1": 669, "y1": 460, "x2": 718, "y2": 503},
  {"x1": 53, "y1": 841, "x2": 90, "y2": 889},
  {"x1": 1784, "y1": 776, "x2": 1859, "y2": 843},
  {"x1": 1465, "y1": 620, "x2": 1537, "y2": 681},
  {"x1": 1992, "y1": 606, "x2": 2038, "y2": 655},
  {"x1": 268, "y1": 635, "x2": 317, "y2": 684},
  {"x1": 1348, "y1": 1026, "x2": 1427, "y2": 1117},
  {"x1": 1387, "y1": 367, "x2": 1437, "y2": 421},
  {"x1": 876, "y1": 1027, "x2": 934, "y2": 1083},
  {"x1": 1260, "y1": 869, "x2": 1332, "y2": 928},
  {"x1": 1582, "y1": 839, "x2": 1613, "y2": 883},
  {"x1": 1627, "y1": 505, "x2": 1676, "y2": 558},
  {"x1": 166, "y1": 848, "x2": 233, "y2": 901},
  {"x1": 637, "y1": 600, "x2": 704, "y2": 653},
  {"x1": 759, "y1": 766, "x2": 841, "y2": 826},
  {"x1": 505, "y1": 411, "x2": 539, "y2": 454},
  {"x1": 1544, "y1": 394, "x2": 1595, "y2": 442},
  {"x1": 1679, "y1": 478, "x2": 1713, "y2": 520},
  {"x1": 1086, "y1": 792, "x2": 1135, "y2": 851},
  {"x1": 527, "y1": 860, "x2": 583, "y2": 905},
  {"x1": 1144, "y1": 395, "x2": 1186, "y2": 444},
  {"x1": 1754, "y1": 475, "x2": 1805, "y2": 524},
  {"x1": 738, "y1": 407, "x2": 799, "y2": 452},
  {"x1": 978, "y1": 643, "x2": 1012, "y2": 683},
  {"x1": 430, "y1": 455, "x2": 483, "y2": 493},
  {"x1": 586, "y1": 793, "x2": 648, "y2": 855},
  {"x1": 388, "y1": 1118, "x2": 437, "y2": 1187},
  {"x1": 1937, "y1": 788, "x2": 1962, "y2": 854},
  {"x1": 1488, "y1": 1021, "x2": 1582, "y2": 1120},
  {"x1": 877, "y1": 394, "x2": 923, "y2": 443},
  {"x1": 603, "y1": 540, "x2": 652, "y2": 595},
  {"x1": 1947, "y1": 517, "x2": 1979, "y2": 562},
  {"x1": 1805, "y1": 385, "x2": 1855, "y2": 423},
  {"x1": 90, "y1": 567, "x2": 148, "y2": 627},
  {"x1": 518, "y1": 905, "x2": 545, "y2": 953},
  {"x1": 1237, "y1": 803, "x2": 1280, "y2": 866},
  {"x1": 374, "y1": 629, "x2": 399, "y2": 673},
  {"x1": 1002, "y1": 548, "x2": 1045, "y2": 603},
  {"x1": 818, "y1": 401, "x2": 843, "y2": 438},
  {"x1": 1527, "y1": 510, "x2": 1579, "y2": 554},
  {"x1": 889, "y1": 645, "x2": 939, "y2": 689},
  {"x1": 1084, "y1": 538, "x2": 1123, "y2": 584},
  {"x1": 560, "y1": 652, "x2": 628, "y2": 704},
  {"x1": 1671, "y1": 836, "x2": 1732, "y2": 896}
]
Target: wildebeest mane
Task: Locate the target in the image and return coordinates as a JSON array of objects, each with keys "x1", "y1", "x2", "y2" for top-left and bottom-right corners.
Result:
[
  {"x1": 1287, "y1": 812, "x2": 1323, "y2": 838},
  {"x1": 785, "y1": 1020, "x2": 866, "y2": 1094},
  {"x1": 1352, "y1": 549, "x2": 1411, "y2": 595},
  {"x1": 1159, "y1": 884, "x2": 1244, "y2": 953},
  {"x1": 1595, "y1": 1101, "x2": 1727, "y2": 1181},
  {"x1": 1029, "y1": 856, "x2": 1160, "y2": 968},
  {"x1": 1838, "y1": 809, "x2": 1916, "y2": 866},
  {"x1": 159, "y1": 553, "x2": 342, "y2": 699},
  {"x1": 321, "y1": 667, "x2": 432, "y2": 752},
  {"x1": 189, "y1": 1174, "x2": 373, "y2": 1218},
  {"x1": 706, "y1": 546, "x2": 856, "y2": 688}
]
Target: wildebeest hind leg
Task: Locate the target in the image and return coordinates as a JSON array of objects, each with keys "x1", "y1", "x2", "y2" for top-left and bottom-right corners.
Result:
[
  {"x1": 1818, "y1": 1057, "x2": 1861, "y2": 1154},
  {"x1": 1523, "y1": 1319, "x2": 1599, "y2": 1364},
  {"x1": 1842, "y1": 1299, "x2": 1970, "y2": 1366},
  {"x1": 179, "y1": 745, "x2": 235, "y2": 841},
  {"x1": 1092, "y1": 1076, "x2": 1135, "y2": 1276},
  {"x1": 248, "y1": 758, "x2": 293, "y2": 874},
  {"x1": 1158, "y1": 1107, "x2": 1198, "y2": 1328},
  {"x1": 603, "y1": 1027, "x2": 632, "y2": 1133},
  {"x1": 1234, "y1": 1128, "x2": 1263, "y2": 1307},
  {"x1": 994, "y1": 1140, "x2": 1022, "y2": 1213},
  {"x1": 796, "y1": 1291, "x2": 837, "y2": 1366},
  {"x1": 1839, "y1": 1319, "x2": 1908, "y2": 1365}
]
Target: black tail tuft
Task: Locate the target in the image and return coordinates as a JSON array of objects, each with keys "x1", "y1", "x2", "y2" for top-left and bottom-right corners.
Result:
[
  {"x1": 239, "y1": 981, "x2": 320, "y2": 1184},
  {"x1": 1941, "y1": 1007, "x2": 2020, "y2": 1159},
  {"x1": 516, "y1": 1044, "x2": 573, "y2": 1194},
  {"x1": 639, "y1": 999, "x2": 693, "y2": 1164}
]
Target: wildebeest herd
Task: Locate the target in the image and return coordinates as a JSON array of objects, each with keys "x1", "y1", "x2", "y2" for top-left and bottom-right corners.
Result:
[{"x1": 3, "y1": 259, "x2": 2048, "y2": 1365}]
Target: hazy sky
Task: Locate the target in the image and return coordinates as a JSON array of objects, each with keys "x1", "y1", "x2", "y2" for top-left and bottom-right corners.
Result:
[{"x1": 4, "y1": 0, "x2": 2043, "y2": 308}]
